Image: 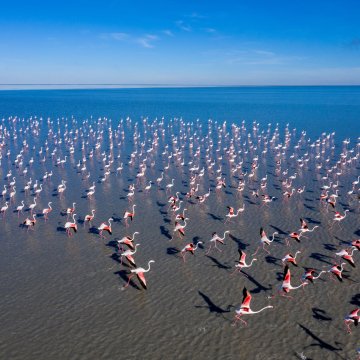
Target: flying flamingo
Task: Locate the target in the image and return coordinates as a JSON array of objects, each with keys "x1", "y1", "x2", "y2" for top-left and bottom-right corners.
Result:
[
  {"x1": 279, "y1": 265, "x2": 307, "y2": 298},
  {"x1": 335, "y1": 248, "x2": 356, "y2": 268},
  {"x1": 119, "y1": 244, "x2": 140, "y2": 266},
  {"x1": 328, "y1": 263, "x2": 346, "y2": 282},
  {"x1": 286, "y1": 231, "x2": 304, "y2": 246},
  {"x1": 42, "y1": 202, "x2": 52, "y2": 220},
  {"x1": 231, "y1": 249, "x2": 257, "y2": 276},
  {"x1": 16, "y1": 200, "x2": 25, "y2": 217},
  {"x1": 206, "y1": 231, "x2": 230, "y2": 254},
  {"x1": 180, "y1": 241, "x2": 203, "y2": 262},
  {"x1": 299, "y1": 218, "x2": 319, "y2": 234},
  {"x1": 352, "y1": 239, "x2": 360, "y2": 251},
  {"x1": 117, "y1": 231, "x2": 139, "y2": 251},
  {"x1": 123, "y1": 260, "x2": 155, "y2": 289},
  {"x1": 173, "y1": 218, "x2": 189, "y2": 238},
  {"x1": 98, "y1": 218, "x2": 113, "y2": 238},
  {"x1": 253, "y1": 228, "x2": 278, "y2": 255},
  {"x1": 64, "y1": 214, "x2": 77, "y2": 236},
  {"x1": 124, "y1": 204, "x2": 136, "y2": 226},
  {"x1": 344, "y1": 308, "x2": 359, "y2": 334},
  {"x1": 232, "y1": 287, "x2": 273, "y2": 326},
  {"x1": 84, "y1": 209, "x2": 95, "y2": 226},
  {"x1": 175, "y1": 208, "x2": 187, "y2": 221},
  {"x1": 23, "y1": 214, "x2": 37, "y2": 231},
  {"x1": 282, "y1": 251, "x2": 301, "y2": 266},
  {"x1": 330, "y1": 210, "x2": 349, "y2": 228},
  {"x1": 301, "y1": 269, "x2": 326, "y2": 284},
  {"x1": 225, "y1": 205, "x2": 245, "y2": 223}
]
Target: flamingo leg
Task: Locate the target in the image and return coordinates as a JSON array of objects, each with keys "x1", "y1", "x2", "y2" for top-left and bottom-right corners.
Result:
[{"x1": 123, "y1": 274, "x2": 134, "y2": 289}]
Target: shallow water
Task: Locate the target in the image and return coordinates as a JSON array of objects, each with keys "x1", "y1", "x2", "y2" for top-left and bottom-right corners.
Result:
[{"x1": 0, "y1": 87, "x2": 359, "y2": 360}]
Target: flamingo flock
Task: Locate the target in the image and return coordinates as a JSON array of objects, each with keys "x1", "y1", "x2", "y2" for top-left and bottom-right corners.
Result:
[{"x1": 0, "y1": 115, "x2": 359, "y2": 355}]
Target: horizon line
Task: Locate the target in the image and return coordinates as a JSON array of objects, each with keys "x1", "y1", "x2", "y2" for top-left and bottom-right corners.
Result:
[{"x1": 1, "y1": 83, "x2": 360, "y2": 91}]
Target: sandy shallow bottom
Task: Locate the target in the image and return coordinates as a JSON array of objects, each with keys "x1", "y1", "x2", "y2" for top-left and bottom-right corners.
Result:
[{"x1": 0, "y1": 119, "x2": 359, "y2": 360}]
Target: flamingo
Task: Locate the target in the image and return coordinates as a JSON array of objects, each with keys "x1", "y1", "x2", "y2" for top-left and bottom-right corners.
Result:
[
  {"x1": 23, "y1": 214, "x2": 37, "y2": 231},
  {"x1": 180, "y1": 241, "x2": 203, "y2": 262},
  {"x1": 282, "y1": 251, "x2": 301, "y2": 267},
  {"x1": 173, "y1": 218, "x2": 189, "y2": 238},
  {"x1": 156, "y1": 172, "x2": 164, "y2": 185},
  {"x1": 119, "y1": 244, "x2": 140, "y2": 266},
  {"x1": 225, "y1": 205, "x2": 245, "y2": 223},
  {"x1": 231, "y1": 249, "x2": 257, "y2": 276},
  {"x1": 117, "y1": 231, "x2": 139, "y2": 250},
  {"x1": 286, "y1": 231, "x2": 303, "y2": 246},
  {"x1": 9, "y1": 186, "x2": 16, "y2": 202},
  {"x1": 232, "y1": 287, "x2": 273, "y2": 326},
  {"x1": 123, "y1": 260, "x2": 155, "y2": 289},
  {"x1": 352, "y1": 239, "x2": 360, "y2": 251},
  {"x1": 42, "y1": 202, "x2": 52, "y2": 220},
  {"x1": 1, "y1": 201, "x2": 9, "y2": 217},
  {"x1": 166, "y1": 178, "x2": 175, "y2": 192},
  {"x1": 301, "y1": 269, "x2": 326, "y2": 284},
  {"x1": 144, "y1": 181, "x2": 152, "y2": 193},
  {"x1": 175, "y1": 208, "x2": 187, "y2": 221},
  {"x1": 299, "y1": 218, "x2": 319, "y2": 234},
  {"x1": 330, "y1": 210, "x2": 349, "y2": 228},
  {"x1": 283, "y1": 188, "x2": 295, "y2": 198},
  {"x1": 280, "y1": 265, "x2": 307, "y2": 298},
  {"x1": 206, "y1": 231, "x2": 230, "y2": 254},
  {"x1": 124, "y1": 204, "x2": 136, "y2": 226},
  {"x1": 66, "y1": 202, "x2": 76, "y2": 218},
  {"x1": 344, "y1": 308, "x2": 359, "y2": 334},
  {"x1": 64, "y1": 214, "x2": 77, "y2": 236},
  {"x1": 98, "y1": 218, "x2": 113, "y2": 238},
  {"x1": 328, "y1": 263, "x2": 346, "y2": 282},
  {"x1": 16, "y1": 200, "x2": 25, "y2": 217},
  {"x1": 335, "y1": 248, "x2": 356, "y2": 268},
  {"x1": 253, "y1": 228, "x2": 278, "y2": 255},
  {"x1": 84, "y1": 209, "x2": 95, "y2": 226}
]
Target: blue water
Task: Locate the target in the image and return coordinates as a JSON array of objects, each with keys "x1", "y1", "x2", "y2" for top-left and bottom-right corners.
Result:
[{"x1": 0, "y1": 86, "x2": 359, "y2": 140}]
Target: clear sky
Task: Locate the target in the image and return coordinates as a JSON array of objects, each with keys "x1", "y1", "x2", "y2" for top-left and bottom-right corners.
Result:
[{"x1": 1, "y1": 0, "x2": 360, "y2": 86}]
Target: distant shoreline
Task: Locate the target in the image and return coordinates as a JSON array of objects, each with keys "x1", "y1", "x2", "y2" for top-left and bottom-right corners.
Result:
[{"x1": 0, "y1": 84, "x2": 360, "y2": 91}]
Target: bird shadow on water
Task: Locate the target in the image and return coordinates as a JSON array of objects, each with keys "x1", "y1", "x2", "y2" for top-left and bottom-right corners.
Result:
[
  {"x1": 195, "y1": 291, "x2": 233, "y2": 320},
  {"x1": 269, "y1": 224, "x2": 288, "y2": 236},
  {"x1": 206, "y1": 212, "x2": 223, "y2": 221},
  {"x1": 312, "y1": 308, "x2": 332, "y2": 322},
  {"x1": 114, "y1": 270, "x2": 141, "y2": 290},
  {"x1": 245, "y1": 274, "x2": 272, "y2": 294},
  {"x1": 205, "y1": 255, "x2": 231, "y2": 270},
  {"x1": 265, "y1": 255, "x2": 281, "y2": 266},
  {"x1": 298, "y1": 324, "x2": 345, "y2": 358},
  {"x1": 166, "y1": 247, "x2": 180, "y2": 256},
  {"x1": 56, "y1": 226, "x2": 66, "y2": 233},
  {"x1": 309, "y1": 252, "x2": 333, "y2": 265},
  {"x1": 228, "y1": 234, "x2": 249, "y2": 249},
  {"x1": 160, "y1": 225, "x2": 172, "y2": 240},
  {"x1": 350, "y1": 293, "x2": 360, "y2": 306}
]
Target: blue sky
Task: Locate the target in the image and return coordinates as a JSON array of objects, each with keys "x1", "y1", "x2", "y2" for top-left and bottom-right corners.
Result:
[{"x1": 1, "y1": 0, "x2": 360, "y2": 85}]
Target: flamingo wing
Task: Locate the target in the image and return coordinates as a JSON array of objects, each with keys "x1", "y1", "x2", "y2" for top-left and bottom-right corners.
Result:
[
  {"x1": 283, "y1": 265, "x2": 291, "y2": 286},
  {"x1": 137, "y1": 272, "x2": 147, "y2": 289},
  {"x1": 300, "y1": 218, "x2": 308, "y2": 229},
  {"x1": 260, "y1": 227, "x2": 266, "y2": 237},
  {"x1": 126, "y1": 255, "x2": 137, "y2": 267},
  {"x1": 241, "y1": 287, "x2": 252, "y2": 309}
]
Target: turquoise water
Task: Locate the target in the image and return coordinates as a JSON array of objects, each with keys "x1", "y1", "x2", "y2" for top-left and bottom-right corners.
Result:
[{"x1": 0, "y1": 86, "x2": 359, "y2": 139}]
